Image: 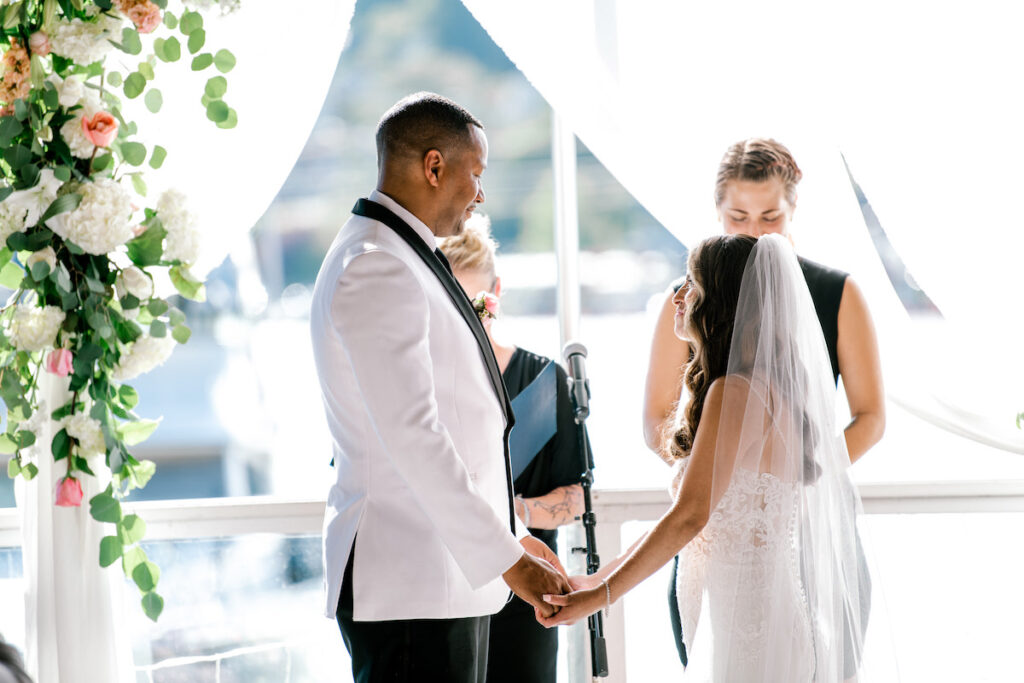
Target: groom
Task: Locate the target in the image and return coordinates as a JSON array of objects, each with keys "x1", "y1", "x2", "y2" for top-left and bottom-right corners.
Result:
[{"x1": 310, "y1": 92, "x2": 570, "y2": 682}]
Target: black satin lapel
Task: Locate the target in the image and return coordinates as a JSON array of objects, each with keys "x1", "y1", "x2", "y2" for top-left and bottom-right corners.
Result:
[{"x1": 351, "y1": 199, "x2": 513, "y2": 423}]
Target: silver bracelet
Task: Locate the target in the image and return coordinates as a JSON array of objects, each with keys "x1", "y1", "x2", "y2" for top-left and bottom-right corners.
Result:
[
  {"x1": 601, "y1": 579, "x2": 612, "y2": 617},
  {"x1": 516, "y1": 494, "x2": 531, "y2": 528}
]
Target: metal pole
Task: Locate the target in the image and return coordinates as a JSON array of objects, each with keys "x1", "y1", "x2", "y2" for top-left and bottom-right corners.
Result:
[
  {"x1": 552, "y1": 110, "x2": 593, "y2": 682},
  {"x1": 552, "y1": 111, "x2": 581, "y2": 349}
]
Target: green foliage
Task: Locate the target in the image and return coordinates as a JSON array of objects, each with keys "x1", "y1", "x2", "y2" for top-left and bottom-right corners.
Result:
[
  {"x1": 145, "y1": 89, "x2": 163, "y2": 114},
  {"x1": 0, "y1": 0, "x2": 236, "y2": 628},
  {"x1": 191, "y1": 53, "x2": 213, "y2": 71},
  {"x1": 214, "y1": 49, "x2": 236, "y2": 73}
]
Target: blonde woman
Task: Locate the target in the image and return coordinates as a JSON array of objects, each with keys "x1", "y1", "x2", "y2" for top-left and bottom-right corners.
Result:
[{"x1": 439, "y1": 215, "x2": 586, "y2": 683}]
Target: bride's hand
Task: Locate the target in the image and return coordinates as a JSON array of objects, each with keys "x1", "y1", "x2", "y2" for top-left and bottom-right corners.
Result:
[
  {"x1": 536, "y1": 586, "x2": 605, "y2": 627},
  {"x1": 568, "y1": 573, "x2": 601, "y2": 592}
]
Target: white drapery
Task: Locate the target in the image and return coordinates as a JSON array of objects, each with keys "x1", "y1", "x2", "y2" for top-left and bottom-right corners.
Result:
[
  {"x1": 14, "y1": 3, "x2": 355, "y2": 681},
  {"x1": 459, "y1": 0, "x2": 1024, "y2": 452}
]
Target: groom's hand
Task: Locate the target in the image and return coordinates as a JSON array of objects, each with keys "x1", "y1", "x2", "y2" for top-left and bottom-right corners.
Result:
[
  {"x1": 502, "y1": 552, "x2": 571, "y2": 618},
  {"x1": 520, "y1": 535, "x2": 568, "y2": 579}
]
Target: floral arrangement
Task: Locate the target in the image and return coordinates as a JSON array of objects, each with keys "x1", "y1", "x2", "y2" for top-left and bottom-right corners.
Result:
[
  {"x1": 471, "y1": 290, "x2": 498, "y2": 323},
  {"x1": 0, "y1": 0, "x2": 237, "y2": 621}
]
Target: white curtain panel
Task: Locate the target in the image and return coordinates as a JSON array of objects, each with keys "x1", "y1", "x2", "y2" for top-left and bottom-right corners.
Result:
[
  {"x1": 122, "y1": 0, "x2": 357, "y2": 277},
  {"x1": 460, "y1": 0, "x2": 1024, "y2": 452}
]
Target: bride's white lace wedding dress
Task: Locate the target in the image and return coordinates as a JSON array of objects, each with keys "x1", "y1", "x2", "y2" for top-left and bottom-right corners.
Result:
[{"x1": 676, "y1": 462, "x2": 814, "y2": 682}]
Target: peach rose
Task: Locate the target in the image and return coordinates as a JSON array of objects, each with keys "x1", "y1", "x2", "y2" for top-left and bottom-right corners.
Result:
[
  {"x1": 46, "y1": 349, "x2": 74, "y2": 377},
  {"x1": 28, "y1": 31, "x2": 50, "y2": 57},
  {"x1": 81, "y1": 111, "x2": 119, "y2": 148},
  {"x1": 119, "y1": 0, "x2": 162, "y2": 34},
  {"x1": 55, "y1": 476, "x2": 83, "y2": 507}
]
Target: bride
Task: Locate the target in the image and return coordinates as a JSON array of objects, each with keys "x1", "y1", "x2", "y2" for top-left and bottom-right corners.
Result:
[{"x1": 541, "y1": 233, "x2": 867, "y2": 681}]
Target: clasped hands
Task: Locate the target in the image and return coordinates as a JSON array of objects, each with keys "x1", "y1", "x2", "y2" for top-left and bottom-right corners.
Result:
[{"x1": 502, "y1": 536, "x2": 607, "y2": 628}]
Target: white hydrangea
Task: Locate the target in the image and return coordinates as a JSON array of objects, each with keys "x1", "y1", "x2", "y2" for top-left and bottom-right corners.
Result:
[
  {"x1": 62, "y1": 412, "x2": 106, "y2": 460},
  {"x1": 184, "y1": 0, "x2": 241, "y2": 14},
  {"x1": 8, "y1": 305, "x2": 65, "y2": 352},
  {"x1": 111, "y1": 334, "x2": 175, "y2": 382},
  {"x1": 117, "y1": 266, "x2": 154, "y2": 300},
  {"x1": 46, "y1": 73, "x2": 86, "y2": 109},
  {"x1": 0, "y1": 200, "x2": 28, "y2": 247},
  {"x1": 47, "y1": 178, "x2": 134, "y2": 255},
  {"x1": 4, "y1": 168, "x2": 64, "y2": 227},
  {"x1": 16, "y1": 403, "x2": 49, "y2": 461},
  {"x1": 49, "y1": 11, "x2": 122, "y2": 66},
  {"x1": 156, "y1": 189, "x2": 200, "y2": 264},
  {"x1": 58, "y1": 91, "x2": 104, "y2": 159}
]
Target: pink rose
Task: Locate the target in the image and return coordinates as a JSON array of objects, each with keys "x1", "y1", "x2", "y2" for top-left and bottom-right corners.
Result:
[
  {"x1": 483, "y1": 293, "x2": 499, "y2": 315},
  {"x1": 28, "y1": 31, "x2": 50, "y2": 57},
  {"x1": 81, "y1": 111, "x2": 119, "y2": 148},
  {"x1": 126, "y1": 3, "x2": 162, "y2": 34},
  {"x1": 46, "y1": 349, "x2": 73, "y2": 377},
  {"x1": 55, "y1": 477, "x2": 83, "y2": 507}
]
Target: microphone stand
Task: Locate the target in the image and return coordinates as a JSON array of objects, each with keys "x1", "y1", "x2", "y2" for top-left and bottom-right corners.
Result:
[{"x1": 567, "y1": 366, "x2": 608, "y2": 678}]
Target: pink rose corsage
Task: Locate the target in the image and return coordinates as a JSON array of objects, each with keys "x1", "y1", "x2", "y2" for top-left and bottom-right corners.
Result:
[{"x1": 472, "y1": 291, "x2": 499, "y2": 323}]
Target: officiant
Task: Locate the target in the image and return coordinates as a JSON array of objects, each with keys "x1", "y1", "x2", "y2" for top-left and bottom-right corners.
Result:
[{"x1": 439, "y1": 215, "x2": 589, "y2": 683}]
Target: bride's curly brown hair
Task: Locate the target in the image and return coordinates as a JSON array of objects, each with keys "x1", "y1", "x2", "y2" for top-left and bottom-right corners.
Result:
[{"x1": 665, "y1": 233, "x2": 758, "y2": 459}]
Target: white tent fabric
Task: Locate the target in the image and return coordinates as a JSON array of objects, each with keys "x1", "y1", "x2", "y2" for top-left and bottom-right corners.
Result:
[
  {"x1": 460, "y1": 0, "x2": 1024, "y2": 452},
  {"x1": 123, "y1": 0, "x2": 357, "y2": 277}
]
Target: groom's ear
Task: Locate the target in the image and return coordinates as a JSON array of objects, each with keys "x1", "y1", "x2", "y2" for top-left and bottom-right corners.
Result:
[{"x1": 423, "y1": 149, "x2": 444, "y2": 188}]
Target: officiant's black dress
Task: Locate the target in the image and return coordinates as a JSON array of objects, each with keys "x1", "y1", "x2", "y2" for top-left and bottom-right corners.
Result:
[
  {"x1": 486, "y1": 347, "x2": 588, "y2": 683},
  {"x1": 667, "y1": 257, "x2": 871, "y2": 675}
]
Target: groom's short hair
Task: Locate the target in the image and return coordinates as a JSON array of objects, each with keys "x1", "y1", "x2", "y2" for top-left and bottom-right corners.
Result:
[{"x1": 376, "y1": 92, "x2": 483, "y2": 167}]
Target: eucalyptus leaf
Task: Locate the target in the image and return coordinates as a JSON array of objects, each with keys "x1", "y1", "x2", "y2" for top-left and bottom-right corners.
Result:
[
  {"x1": 121, "y1": 142, "x2": 146, "y2": 166},
  {"x1": 89, "y1": 491, "x2": 123, "y2": 524},
  {"x1": 169, "y1": 266, "x2": 205, "y2": 301},
  {"x1": 39, "y1": 193, "x2": 82, "y2": 223},
  {"x1": 149, "y1": 319, "x2": 166, "y2": 338},
  {"x1": 191, "y1": 53, "x2": 213, "y2": 71},
  {"x1": 163, "y1": 10, "x2": 177, "y2": 29},
  {"x1": 124, "y1": 72, "x2": 146, "y2": 99},
  {"x1": 117, "y1": 418, "x2": 160, "y2": 446},
  {"x1": 92, "y1": 153, "x2": 112, "y2": 172},
  {"x1": 107, "y1": 72, "x2": 123, "y2": 87},
  {"x1": 149, "y1": 145, "x2": 167, "y2": 169},
  {"x1": 132, "y1": 560, "x2": 160, "y2": 592},
  {"x1": 122, "y1": 545, "x2": 146, "y2": 575},
  {"x1": 205, "y1": 100, "x2": 229, "y2": 124},
  {"x1": 0, "y1": 116, "x2": 23, "y2": 146},
  {"x1": 204, "y1": 76, "x2": 227, "y2": 99},
  {"x1": 21, "y1": 462, "x2": 37, "y2": 480},
  {"x1": 7, "y1": 457, "x2": 19, "y2": 477},
  {"x1": 132, "y1": 459, "x2": 155, "y2": 488},
  {"x1": 171, "y1": 324, "x2": 191, "y2": 344},
  {"x1": 188, "y1": 28, "x2": 205, "y2": 55},
  {"x1": 126, "y1": 219, "x2": 166, "y2": 267},
  {"x1": 118, "y1": 385, "x2": 139, "y2": 410},
  {"x1": 130, "y1": 173, "x2": 147, "y2": 197},
  {"x1": 138, "y1": 62, "x2": 155, "y2": 81},
  {"x1": 99, "y1": 535, "x2": 123, "y2": 567},
  {"x1": 180, "y1": 10, "x2": 203, "y2": 35},
  {"x1": 119, "y1": 27, "x2": 142, "y2": 55},
  {"x1": 0, "y1": 434, "x2": 17, "y2": 455},
  {"x1": 0, "y1": 261, "x2": 23, "y2": 289},
  {"x1": 216, "y1": 107, "x2": 238, "y2": 130},
  {"x1": 118, "y1": 514, "x2": 146, "y2": 545},
  {"x1": 141, "y1": 591, "x2": 163, "y2": 621},
  {"x1": 147, "y1": 299, "x2": 168, "y2": 316},
  {"x1": 213, "y1": 49, "x2": 236, "y2": 74},
  {"x1": 144, "y1": 89, "x2": 162, "y2": 114},
  {"x1": 157, "y1": 36, "x2": 181, "y2": 62},
  {"x1": 29, "y1": 260, "x2": 49, "y2": 282}
]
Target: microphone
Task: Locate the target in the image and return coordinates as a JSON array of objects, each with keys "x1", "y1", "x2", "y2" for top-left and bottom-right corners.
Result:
[{"x1": 562, "y1": 341, "x2": 590, "y2": 422}]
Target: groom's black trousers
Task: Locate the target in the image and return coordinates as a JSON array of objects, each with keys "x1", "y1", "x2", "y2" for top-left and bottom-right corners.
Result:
[{"x1": 336, "y1": 551, "x2": 490, "y2": 683}]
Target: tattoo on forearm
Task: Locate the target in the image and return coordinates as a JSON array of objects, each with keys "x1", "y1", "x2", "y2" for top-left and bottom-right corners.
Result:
[{"x1": 526, "y1": 485, "x2": 584, "y2": 529}]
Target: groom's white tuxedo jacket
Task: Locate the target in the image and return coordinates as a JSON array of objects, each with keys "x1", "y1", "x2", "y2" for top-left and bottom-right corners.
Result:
[{"x1": 311, "y1": 191, "x2": 526, "y2": 621}]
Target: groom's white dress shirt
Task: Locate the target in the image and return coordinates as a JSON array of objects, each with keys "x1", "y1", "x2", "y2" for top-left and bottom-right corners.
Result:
[{"x1": 311, "y1": 190, "x2": 526, "y2": 621}]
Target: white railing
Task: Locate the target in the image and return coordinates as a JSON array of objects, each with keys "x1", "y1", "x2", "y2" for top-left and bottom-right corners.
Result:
[{"x1": 2, "y1": 480, "x2": 1024, "y2": 681}]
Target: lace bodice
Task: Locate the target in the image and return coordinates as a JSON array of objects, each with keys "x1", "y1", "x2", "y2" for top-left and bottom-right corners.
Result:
[{"x1": 675, "y1": 466, "x2": 814, "y2": 682}]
